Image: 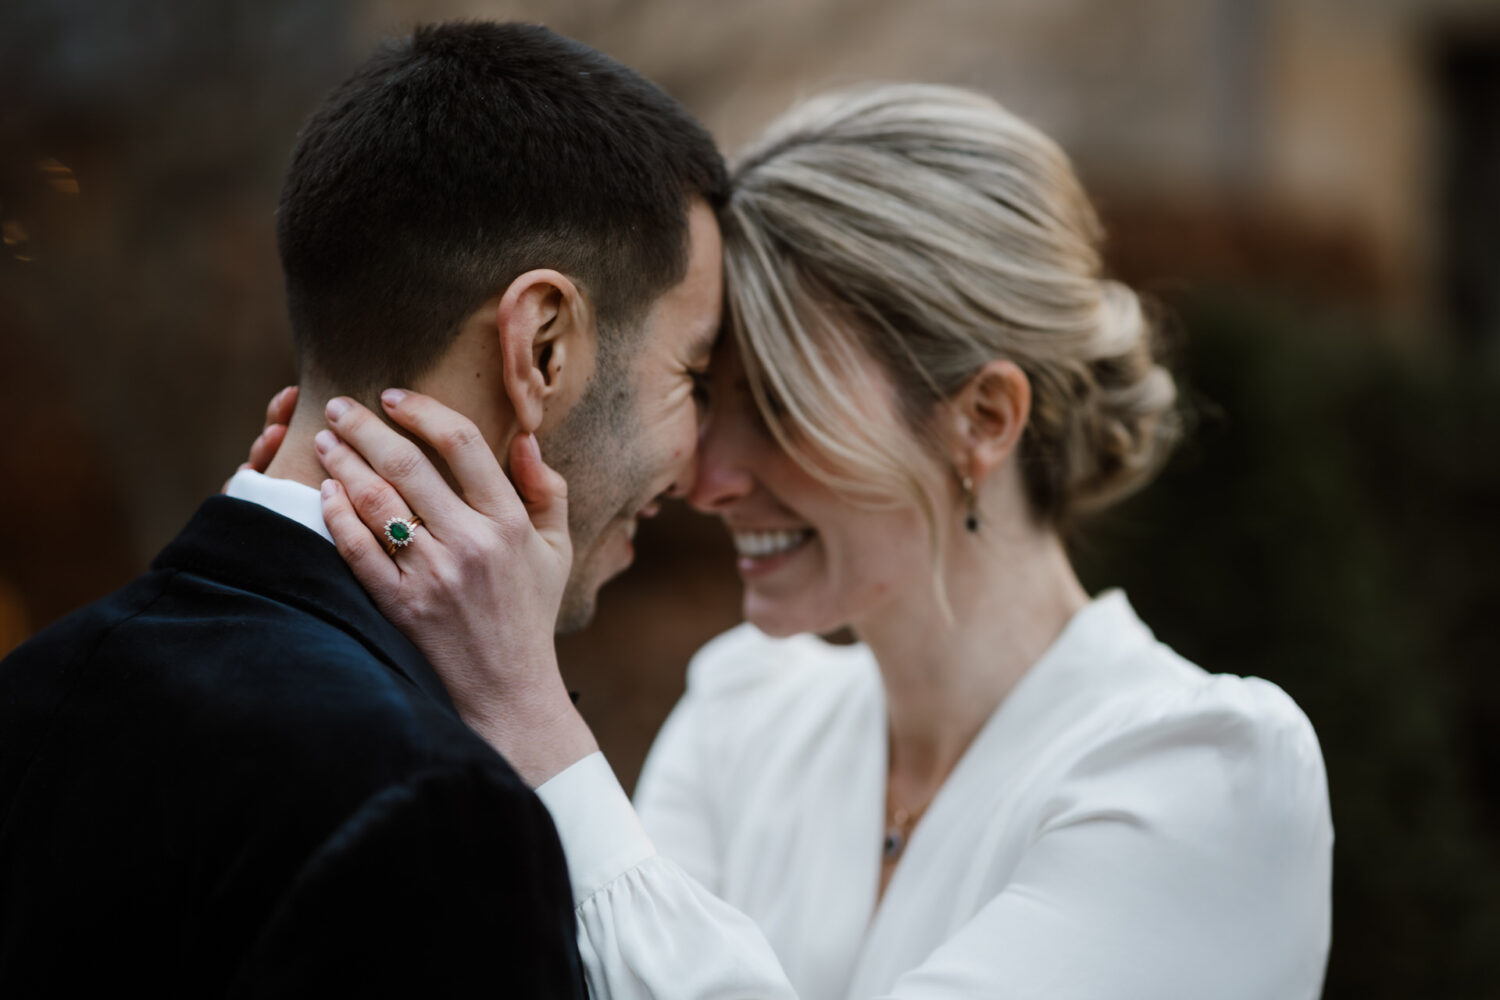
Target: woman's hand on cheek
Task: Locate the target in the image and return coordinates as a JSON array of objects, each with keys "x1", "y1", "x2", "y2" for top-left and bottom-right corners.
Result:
[{"x1": 315, "y1": 389, "x2": 598, "y2": 784}]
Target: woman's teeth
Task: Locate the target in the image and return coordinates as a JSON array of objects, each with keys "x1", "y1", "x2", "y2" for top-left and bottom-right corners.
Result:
[{"x1": 733, "y1": 529, "x2": 810, "y2": 559}]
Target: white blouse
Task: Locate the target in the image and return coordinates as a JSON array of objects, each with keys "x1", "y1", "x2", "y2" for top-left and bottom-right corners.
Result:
[{"x1": 536, "y1": 591, "x2": 1333, "y2": 999}]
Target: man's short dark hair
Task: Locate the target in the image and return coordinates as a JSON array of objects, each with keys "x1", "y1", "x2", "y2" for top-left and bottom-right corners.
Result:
[{"x1": 276, "y1": 21, "x2": 728, "y2": 393}]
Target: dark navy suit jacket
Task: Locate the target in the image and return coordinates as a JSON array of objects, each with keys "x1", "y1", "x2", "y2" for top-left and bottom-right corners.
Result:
[{"x1": 0, "y1": 496, "x2": 587, "y2": 997}]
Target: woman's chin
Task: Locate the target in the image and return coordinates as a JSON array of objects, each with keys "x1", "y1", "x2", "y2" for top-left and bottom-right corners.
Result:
[{"x1": 742, "y1": 591, "x2": 834, "y2": 639}]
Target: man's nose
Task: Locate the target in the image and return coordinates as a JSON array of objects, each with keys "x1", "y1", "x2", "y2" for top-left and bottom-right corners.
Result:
[{"x1": 685, "y1": 416, "x2": 753, "y2": 513}]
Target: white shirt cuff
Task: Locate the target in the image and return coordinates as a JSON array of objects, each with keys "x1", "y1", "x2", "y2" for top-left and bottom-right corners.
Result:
[{"x1": 534, "y1": 751, "x2": 657, "y2": 907}]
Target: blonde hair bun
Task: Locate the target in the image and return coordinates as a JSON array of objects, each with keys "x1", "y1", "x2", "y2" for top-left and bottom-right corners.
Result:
[
  {"x1": 726, "y1": 82, "x2": 1181, "y2": 528},
  {"x1": 1065, "y1": 280, "x2": 1180, "y2": 516}
]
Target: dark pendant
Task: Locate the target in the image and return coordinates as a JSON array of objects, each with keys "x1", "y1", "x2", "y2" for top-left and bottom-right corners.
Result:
[
  {"x1": 883, "y1": 827, "x2": 906, "y2": 862},
  {"x1": 965, "y1": 513, "x2": 979, "y2": 533}
]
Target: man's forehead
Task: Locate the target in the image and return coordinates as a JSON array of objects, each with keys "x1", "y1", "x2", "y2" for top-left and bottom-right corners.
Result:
[
  {"x1": 636, "y1": 199, "x2": 723, "y2": 365},
  {"x1": 683, "y1": 200, "x2": 724, "y2": 350},
  {"x1": 633, "y1": 300, "x2": 718, "y2": 371}
]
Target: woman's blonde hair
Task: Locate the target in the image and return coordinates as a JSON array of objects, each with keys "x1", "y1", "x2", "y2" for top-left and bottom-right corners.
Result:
[{"x1": 723, "y1": 83, "x2": 1180, "y2": 548}]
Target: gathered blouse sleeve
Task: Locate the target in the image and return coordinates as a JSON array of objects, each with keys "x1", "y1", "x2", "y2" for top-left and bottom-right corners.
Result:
[
  {"x1": 535, "y1": 630, "x2": 1332, "y2": 1000},
  {"x1": 535, "y1": 631, "x2": 801, "y2": 1000},
  {"x1": 535, "y1": 751, "x2": 798, "y2": 1000}
]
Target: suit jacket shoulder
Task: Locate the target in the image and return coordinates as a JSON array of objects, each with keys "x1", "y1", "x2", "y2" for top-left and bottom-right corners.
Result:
[{"x1": 0, "y1": 497, "x2": 584, "y2": 996}]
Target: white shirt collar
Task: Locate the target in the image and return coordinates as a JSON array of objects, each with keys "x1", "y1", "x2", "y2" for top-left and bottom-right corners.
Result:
[{"x1": 224, "y1": 469, "x2": 335, "y2": 546}]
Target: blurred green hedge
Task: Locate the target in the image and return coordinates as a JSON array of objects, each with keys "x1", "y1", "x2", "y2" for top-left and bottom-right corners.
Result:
[{"x1": 1074, "y1": 293, "x2": 1500, "y2": 997}]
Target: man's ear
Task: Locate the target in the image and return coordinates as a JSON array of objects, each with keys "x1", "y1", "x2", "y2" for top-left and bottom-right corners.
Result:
[
  {"x1": 944, "y1": 359, "x2": 1032, "y2": 484},
  {"x1": 495, "y1": 269, "x2": 594, "y2": 434}
]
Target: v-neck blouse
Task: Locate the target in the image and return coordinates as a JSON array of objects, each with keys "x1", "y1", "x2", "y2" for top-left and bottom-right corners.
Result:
[{"x1": 536, "y1": 591, "x2": 1333, "y2": 999}]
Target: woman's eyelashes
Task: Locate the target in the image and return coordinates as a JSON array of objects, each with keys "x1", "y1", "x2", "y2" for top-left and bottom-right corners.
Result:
[
  {"x1": 748, "y1": 384, "x2": 788, "y2": 433},
  {"x1": 762, "y1": 387, "x2": 787, "y2": 419}
]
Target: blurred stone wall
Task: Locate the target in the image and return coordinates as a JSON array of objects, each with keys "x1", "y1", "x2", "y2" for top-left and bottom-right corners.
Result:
[{"x1": 377, "y1": 0, "x2": 1493, "y2": 310}]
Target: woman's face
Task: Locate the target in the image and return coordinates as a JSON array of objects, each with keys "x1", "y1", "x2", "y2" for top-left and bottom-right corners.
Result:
[{"x1": 687, "y1": 338, "x2": 935, "y2": 637}]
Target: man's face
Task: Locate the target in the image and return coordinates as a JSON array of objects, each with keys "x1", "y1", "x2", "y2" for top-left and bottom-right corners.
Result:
[{"x1": 543, "y1": 200, "x2": 723, "y2": 632}]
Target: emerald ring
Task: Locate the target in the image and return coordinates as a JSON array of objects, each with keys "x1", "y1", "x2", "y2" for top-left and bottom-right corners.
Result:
[{"x1": 382, "y1": 514, "x2": 423, "y2": 556}]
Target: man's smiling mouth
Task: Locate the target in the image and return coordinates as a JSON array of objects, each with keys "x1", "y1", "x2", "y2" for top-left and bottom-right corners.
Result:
[{"x1": 624, "y1": 501, "x2": 663, "y2": 542}]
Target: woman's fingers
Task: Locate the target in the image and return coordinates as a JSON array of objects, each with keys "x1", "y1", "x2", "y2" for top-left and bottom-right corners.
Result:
[
  {"x1": 322, "y1": 397, "x2": 470, "y2": 526},
  {"x1": 265, "y1": 385, "x2": 298, "y2": 430},
  {"x1": 314, "y1": 427, "x2": 433, "y2": 546},
  {"x1": 245, "y1": 422, "x2": 288, "y2": 474},
  {"x1": 319, "y1": 478, "x2": 401, "y2": 595},
  {"x1": 509, "y1": 433, "x2": 571, "y2": 557},
  {"x1": 377, "y1": 389, "x2": 523, "y2": 521}
]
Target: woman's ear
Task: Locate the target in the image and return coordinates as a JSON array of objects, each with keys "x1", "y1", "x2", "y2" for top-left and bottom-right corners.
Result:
[
  {"x1": 495, "y1": 269, "x2": 595, "y2": 435},
  {"x1": 948, "y1": 359, "x2": 1031, "y2": 484}
]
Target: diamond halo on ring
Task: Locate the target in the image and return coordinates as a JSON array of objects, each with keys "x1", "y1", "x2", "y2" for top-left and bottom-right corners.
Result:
[{"x1": 383, "y1": 515, "x2": 422, "y2": 554}]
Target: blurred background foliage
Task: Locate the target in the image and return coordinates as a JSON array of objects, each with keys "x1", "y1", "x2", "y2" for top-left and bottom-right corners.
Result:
[
  {"x1": 1075, "y1": 292, "x2": 1500, "y2": 995},
  {"x1": 3, "y1": 0, "x2": 1499, "y2": 995}
]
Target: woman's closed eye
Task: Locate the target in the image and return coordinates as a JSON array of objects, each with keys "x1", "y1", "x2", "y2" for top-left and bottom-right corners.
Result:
[{"x1": 749, "y1": 384, "x2": 788, "y2": 430}]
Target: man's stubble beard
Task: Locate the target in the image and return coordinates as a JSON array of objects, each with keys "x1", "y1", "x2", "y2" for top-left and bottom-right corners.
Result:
[{"x1": 538, "y1": 339, "x2": 650, "y2": 635}]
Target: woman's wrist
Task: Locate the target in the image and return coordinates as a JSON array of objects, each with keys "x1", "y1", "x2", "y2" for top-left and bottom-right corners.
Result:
[{"x1": 459, "y1": 673, "x2": 600, "y2": 787}]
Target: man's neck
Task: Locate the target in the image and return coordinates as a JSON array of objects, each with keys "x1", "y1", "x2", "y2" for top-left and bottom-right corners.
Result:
[{"x1": 263, "y1": 399, "x2": 332, "y2": 490}]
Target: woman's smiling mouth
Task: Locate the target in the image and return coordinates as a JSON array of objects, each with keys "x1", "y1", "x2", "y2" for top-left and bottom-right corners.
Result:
[{"x1": 732, "y1": 528, "x2": 813, "y2": 574}]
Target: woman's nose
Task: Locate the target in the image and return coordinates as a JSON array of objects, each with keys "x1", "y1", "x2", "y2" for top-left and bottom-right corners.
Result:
[{"x1": 686, "y1": 414, "x2": 754, "y2": 514}]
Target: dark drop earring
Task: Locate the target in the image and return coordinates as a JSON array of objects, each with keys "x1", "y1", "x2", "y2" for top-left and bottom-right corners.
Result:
[{"x1": 961, "y1": 475, "x2": 979, "y2": 533}]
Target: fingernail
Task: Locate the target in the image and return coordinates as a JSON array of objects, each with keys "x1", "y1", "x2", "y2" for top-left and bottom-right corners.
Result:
[
  {"x1": 525, "y1": 433, "x2": 541, "y2": 460},
  {"x1": 325, "y1": 397, "x2": 351, "y2": 420},
  {"x1": 314, "y1": 429, "x2": 337, "y2": 451},
  {"x1": 320, "y1": 478, "x2": 336, "y2": 500},
  {"x1": 381, "y1": 388, "x2": 406, "y2": 408}
]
